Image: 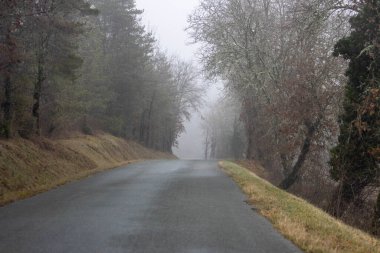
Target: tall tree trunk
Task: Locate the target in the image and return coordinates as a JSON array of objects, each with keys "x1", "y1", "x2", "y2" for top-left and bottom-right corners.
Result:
[
  {"x1": 204, "y1": 129, "x2": 209, "y2": 160},
  {"x1": 1, "y1": 30, "x2": 16, "y2": 139},
  {"x1": 33, "y1": 54, "x2": 45, "y2": 136},
  {"x1": 232, "y1": 116, "x2": 240, "y2": 159},
  {"x1": 279, "y1": 118, "x2": 320, "y2": 189},
  {"x1": 246, "y1": 129, "x2": 255, "y2": 160},
  {"x1": 2, "y1": 70, "x2": 13, "y2": 138},
  {"x1": 145, "y1": 91, "x2": 156, "y2": 148},
  {"x1": 242, "y1": 95, "x2": 258, "y2": 160},
  {"x1": 139, "y1": 110, "x2": 147, "y2": 143}
]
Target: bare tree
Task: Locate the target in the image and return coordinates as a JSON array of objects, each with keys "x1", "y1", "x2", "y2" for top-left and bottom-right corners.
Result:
[{"x1": 188, "y1": 0, "x2": 349, "y2": 189}]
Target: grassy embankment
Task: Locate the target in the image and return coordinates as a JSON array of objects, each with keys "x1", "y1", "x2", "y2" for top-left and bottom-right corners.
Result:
[
  {"x1": 0, "y1": 134, "x2": 175, "y2": 206},
  {"x1": 219, "y1": 161, "x2": 380, "y2": 253}
]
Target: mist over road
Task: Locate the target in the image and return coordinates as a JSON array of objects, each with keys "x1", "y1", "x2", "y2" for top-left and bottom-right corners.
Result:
[{"x1": 0, "y1": 160, "x2": 301, "y2": 253}]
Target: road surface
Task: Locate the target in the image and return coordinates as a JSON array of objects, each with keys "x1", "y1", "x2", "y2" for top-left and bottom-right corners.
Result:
[{"x1": 0, "y1": 160, "x2": 302, "y2": 253}]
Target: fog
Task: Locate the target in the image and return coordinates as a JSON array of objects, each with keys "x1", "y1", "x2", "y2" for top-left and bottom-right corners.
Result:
[
  {"x1": 136, "y1": 0, "x2": 222, "y2": 159},
  {"x1": 2, "y1": 0, "x2": 376, "y2": 236}
]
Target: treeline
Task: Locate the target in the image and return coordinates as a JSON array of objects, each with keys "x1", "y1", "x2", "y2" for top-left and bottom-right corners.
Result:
[
  {"x1": 189, "y1": 0, "x2": 380, "y2": 235},
  {"x1": 201, "y1": 95, "x2": 246, "y2": 160},
  {"x1": 0, "y1": 0, "x2": 202, "y2": 152}
]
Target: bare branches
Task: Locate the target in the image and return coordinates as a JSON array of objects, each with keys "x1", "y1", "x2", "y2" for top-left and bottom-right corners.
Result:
[{"x1": 188, "y1": 0, "x2": 348, "y2": 189}]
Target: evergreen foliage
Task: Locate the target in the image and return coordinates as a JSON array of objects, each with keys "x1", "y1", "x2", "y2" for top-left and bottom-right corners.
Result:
[
  {"x1": 0, "y1": 0, "x2": 202, "y2": 153},
  {"x1": 330, "y1": 0, "x2": 380, "y2": 233}
]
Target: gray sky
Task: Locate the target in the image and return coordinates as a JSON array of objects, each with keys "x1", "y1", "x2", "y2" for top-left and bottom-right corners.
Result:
[
  {"x1": 136, "y1": 0, "x2": 222, "y2": 159},
  {"x1": 136, "y1": 0, "x2": 199, "y2": 61}
]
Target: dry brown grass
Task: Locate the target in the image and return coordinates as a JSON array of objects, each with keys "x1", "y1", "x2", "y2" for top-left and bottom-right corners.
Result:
[
  {"x1": 237, "y1": 160, "x2": 271, "y2": 181},
  {"x1": 0, "y1": 134, "x2": 175, "y2": 206},
  {"x1": 219, "y1": 161, "x2": 380, "y2": 253}
]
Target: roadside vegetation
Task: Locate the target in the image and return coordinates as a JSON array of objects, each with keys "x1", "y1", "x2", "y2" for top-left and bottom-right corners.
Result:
[
  {"x1": 192, "y1": 0, "x2": 380, "y2": 235},
  {"x1": 0, "y1": 133, "x2": 175, "y2": 206},
  {"x1": 1, "y1": 0, "x2": 202, "y2": 152},
  {"x1": 1, "y1": 0, "x2": 199, "y2": 206},
  {"x1": 220, "y1": 161, "x2": 380, "y2": 253}
]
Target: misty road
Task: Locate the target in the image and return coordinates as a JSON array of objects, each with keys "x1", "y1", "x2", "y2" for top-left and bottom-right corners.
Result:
[{"x1": 0, "y1": 160, "x2": 301, "y2": 253}]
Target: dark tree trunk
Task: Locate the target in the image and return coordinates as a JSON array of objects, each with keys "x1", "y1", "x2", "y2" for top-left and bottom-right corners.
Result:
[
  {"x1": 246, "y1": 130, "x2": 255, "y2": 160},
  {"x1": 204, "y1": 129, "x2": 209, "y2": 160},
  {"x1": 139, "y1": 110, "x2": 147, "y2": 143},
  {"x1": 1, "y1": 70, "x2": 13, "y2": 138},
  {"x1": 1, "y1": 30, "x2": 16, "y2": 139},
  {"x1": 33, "y1": 54, "x2": 45, "y2": 136},
  {"x1": 145, "y1": 91, "x2": 156, "y2": 148},
  {"x1": 279, "y1": 119, "x2": 320, "y2": 189},
  {"x1": 232, "y1": 116, "x2": 239, "y2": 159},
  {"x1": 242, "y1": 95, "x2": 257, "y2": 160}
]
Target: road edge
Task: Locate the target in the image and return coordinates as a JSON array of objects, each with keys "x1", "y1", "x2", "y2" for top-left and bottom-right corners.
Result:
[
  {"x1": 218, "y1": 161, "x2": 380, "y2": 253},
  {"x1": 0, "y1": 160, "x2": 145, "y2": 207}
]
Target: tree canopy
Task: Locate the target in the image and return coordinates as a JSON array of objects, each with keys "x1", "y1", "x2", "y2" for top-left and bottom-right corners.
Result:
[{"x1": 0, "y1": 0, "x2": 203, "y2": 153}]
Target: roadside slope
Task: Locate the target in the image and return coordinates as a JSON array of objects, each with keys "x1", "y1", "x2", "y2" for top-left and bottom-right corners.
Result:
[
  {"x1": 219, "y1": 161, "x2": 380, "y2": 253},
  {"x1": 0, "y1": 134, "x2": 175, "y2": 206}
]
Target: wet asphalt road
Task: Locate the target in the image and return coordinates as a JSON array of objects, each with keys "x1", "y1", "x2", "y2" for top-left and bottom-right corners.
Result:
[{"x1": 0, "y1": 160, "x2": 302, "y2": 253}]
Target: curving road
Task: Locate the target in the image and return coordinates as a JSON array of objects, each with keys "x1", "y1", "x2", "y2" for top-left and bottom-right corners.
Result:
[{"x1": 0, "y1": 160, "x2": 302, "y2": 253}]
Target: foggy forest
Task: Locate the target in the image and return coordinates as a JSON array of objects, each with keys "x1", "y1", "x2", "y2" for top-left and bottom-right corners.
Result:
[{"x1": 1, "y1": 0, "x2": 380, "y2": 250}]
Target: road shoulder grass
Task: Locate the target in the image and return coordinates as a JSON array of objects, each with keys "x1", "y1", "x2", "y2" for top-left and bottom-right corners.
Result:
[
  {"x1": 1, "y1": 160, "x2": 138, "y2": 207},
  {"x1": 219, "y1": 161, "x2": 380, "y2": 253},
  {"x1": 0, "y1": 134, "x2": 175, "y2": 206}
]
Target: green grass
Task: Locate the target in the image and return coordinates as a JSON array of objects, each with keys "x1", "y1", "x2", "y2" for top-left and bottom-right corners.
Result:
[{"x1": 219, "y1": 161, "x2": 380, "y2": 253}]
